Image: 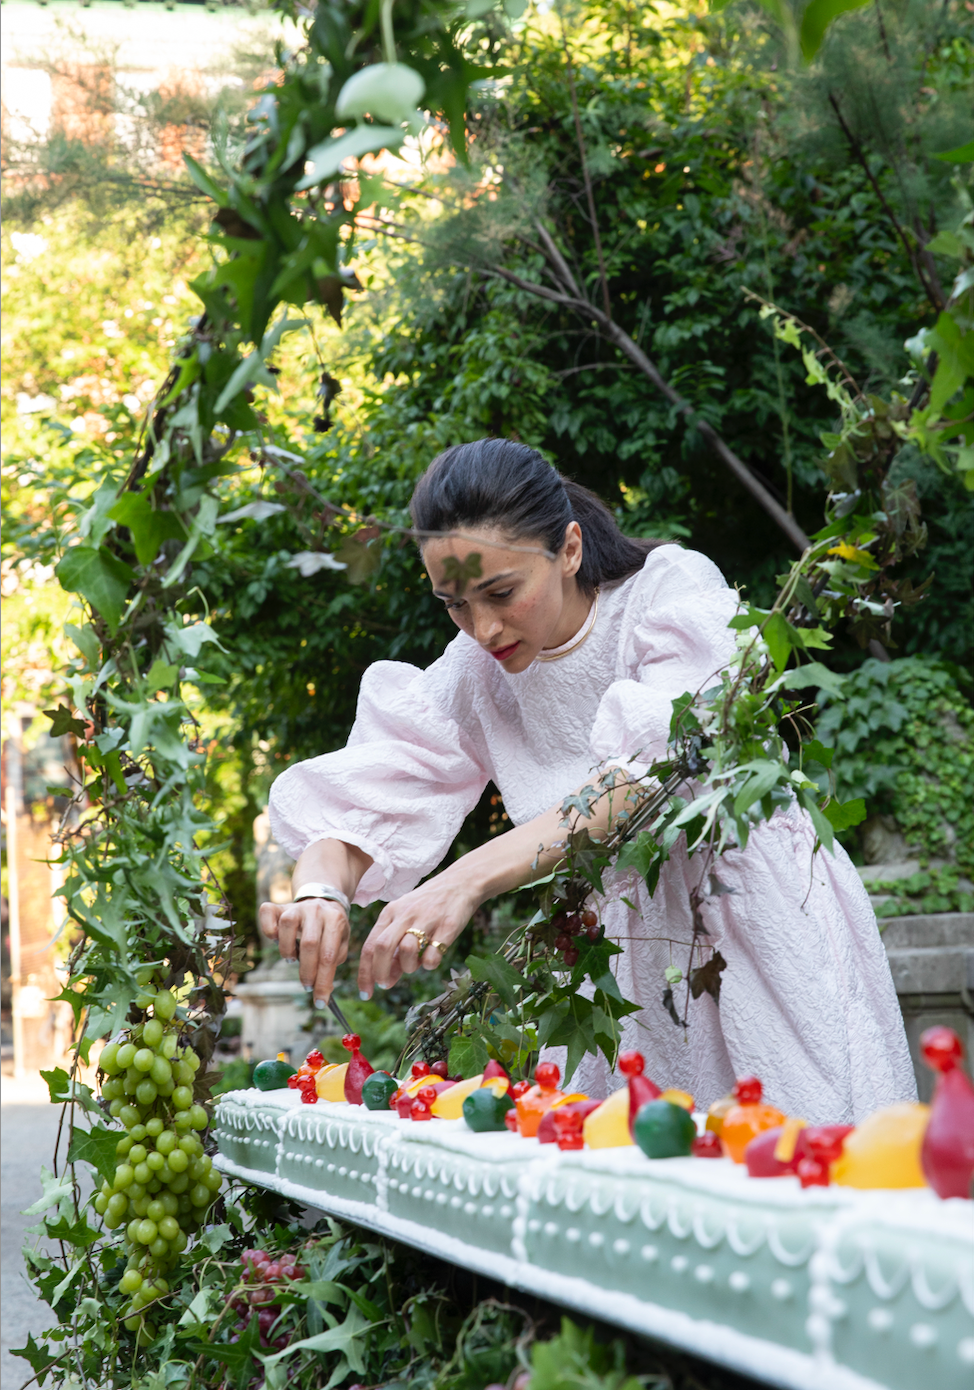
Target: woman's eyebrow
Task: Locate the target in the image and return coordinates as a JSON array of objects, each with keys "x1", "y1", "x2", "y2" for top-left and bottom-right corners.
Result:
[{"x1": 432, "y1": 570, "x2": 517, "y2": 598}]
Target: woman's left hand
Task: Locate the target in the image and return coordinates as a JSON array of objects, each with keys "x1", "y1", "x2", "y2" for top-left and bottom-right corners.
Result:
[{"x1": 357, "y1": 874, "x2": 481, "y2": 998}]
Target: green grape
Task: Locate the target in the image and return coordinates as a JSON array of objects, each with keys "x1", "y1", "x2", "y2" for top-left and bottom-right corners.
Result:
[
  {"x1": 178, "y1": 1135, "x2": 199, "y2": 1156},
  {"x1": 128, "y1": 1144, "x2": 148, "y2": 1166},
  {"x1": 119, "y1": 1269, "x2": 143, "y2": 1295},
  {"x1": 126, "y1": 1220, "x2": 141, "y2": 1243},
  {"x1": 133, "y1": 1162, "x2": 151, "y2": 1186},
  {"x1": 94, "y1": 1194, "x2": 109, "y2": 1216},
  {"x1": 136, "y1": 1219, "x2": 158, "y2": 1245},
  {"x1": 160, "y1": 1034, "x2": 178, "y2": 1059},
  {"x1": 149, "y1": 1237, "x2": 169, "y2": 1260},
  {"x1": 171, "y1": 1087, "x2": 193, "y2": 1112},
  {"x1": 107, "y1": 1193, "x2": 128, "y2": 1221},
  {"x1": 145, "y1": 1116, "x2": 164, "y2": 1138},
  {"x1": 103, "y1": 1210, "x2": 123, "y2": 1231},
  {"x1": 171, "y1": 1061, "x2": 194, "y2": 1087},
  {"x1": 173, "y1": 1112, "x2": 193, "y2": 1133},
  {"x1": 102, "y1": 1078, "x2": 124, "y2": 1101},
  {"x1": 116, "y1": 1136, "x2": 133, "y2": 1157},
  {"x1": 143, "y1": 1019, "x2": 164, "y2": 1049},
  {"x1": 158, "y1": 1215, "x2": 180, "y2": 1241},
  {"x1": 146, "y1": 1200, "x2": 166, "y2": 1223},
  {"x1": 123, "y1": 1314, "x2": 141, "y2": 1333},
  {"x1": 205, "y1": 1169, "x2": 222, "y2": 1194},
  {"x1": 188, "y1": 1158, "x2": 204, "y2": 1182},
  {"x1": 168, "y1": 1173, "x2": 189, "y2": 1195},
  {"x1": 133, "y1": 1048, "x2": 155, "y2": 1074},
  {"x1": 177, "y1": 1195, "x2": 192, "y2": 1214},
  {"x1": 100, "y1": 1041, "x2": 121, "y2": 1075},
  {"x1": 101, "y1": 1180, "x2": 113, "y2": 1197},
  {"x1": 130, "y1": 1124, "x2": 148, "y2": 1142},
  {"x1": 153, "y1": 991, "x2": 178, "y2": 1022},
  {"x1": 130, "y1": 1197, "x2": 150, "y2": 1218},
  {"x1": 135, "y1": 991, "x2": 155, "y2": 1010},
  {"x1": 128, "y1": 1182, "x2": 146, "y2": 1201},
  {"x1": 113, "y1": 1164, "x2": 135, "y2": 1190},
  {"x1": 189, "y1": 1183, "x2": 210, "y2": 1208},
  {"x1": 116, "y1": 1042, "x2": 136, "y2": 1071},
  {"x1": 188, "y1": 1105, "x2": 208, "y2": 1131},
  {"x1": 172, "y1": 1229, "x2": 188, "y2": 1254},
  {"x1": 147, "y1": 1177, "x2": 162, "y2": 1194},
  {"x1": 123, "y1": 1072, "x2": 139, "y2": 1096},
  {"x1": 120, "y1": 1105, "x2": 141, "y2": 1129},
  {"x1": 157, "y1": 1079, "x2": 175, "y2": 1098},
  {"x1": 158, "y1": 1162, "x2": 173, "y2": 1184},
  {"x1": 109, "y1": 1100, "x2": 125, "y2": 1119},
  {"x1": 146, "y1": 1151, "x2": 164, "y2": 1173},
  {"x1": 150, "y1": 1056, "x2": 172, "y2": 1087},
  {"x1": 155, "y1": 1130, "x2": 177, "y2": 1156},
  {"x1": 160, "y1": 1192, "x2": 179, "y2": 1216},
  {"x1": 136, "y1": 1080, "x2": 158, "y2": 1107},
  {"x1": 186, "y1": 1050, "x2": 201, "y2": 1073}
]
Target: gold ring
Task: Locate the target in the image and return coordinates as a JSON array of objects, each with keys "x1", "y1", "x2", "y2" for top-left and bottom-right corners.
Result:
[
  {"x1": 429, "y1": 940, "x2": 448, "y2": 955},
  {"x1": 403, "y1": 927, "x2": 431, "y2": 953}
]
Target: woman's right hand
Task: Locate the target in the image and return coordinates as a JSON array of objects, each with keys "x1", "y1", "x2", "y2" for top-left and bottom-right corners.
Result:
[{"x1": 258, "y1": 898, "x2": 351, "y2": 1006}]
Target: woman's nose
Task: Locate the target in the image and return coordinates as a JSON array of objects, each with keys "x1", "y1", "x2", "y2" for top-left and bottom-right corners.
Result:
[{"x1": 473, "y1": 608, "x2": 503, "y2": 646}]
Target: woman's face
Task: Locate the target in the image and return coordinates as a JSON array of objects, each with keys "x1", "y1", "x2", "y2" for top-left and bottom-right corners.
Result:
[{"x1": 423, "y1": 522, "x2": 589, "y2": 673}]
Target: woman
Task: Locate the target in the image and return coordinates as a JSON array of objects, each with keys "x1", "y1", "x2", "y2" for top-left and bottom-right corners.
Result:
[{"x1": 261, "y1": 439, "x2": 915, "y2": 1122}]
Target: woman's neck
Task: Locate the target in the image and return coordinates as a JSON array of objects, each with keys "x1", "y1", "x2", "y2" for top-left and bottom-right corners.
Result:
[{"x1": 543, "y1": 581, "x2": 594, "y2": 651}]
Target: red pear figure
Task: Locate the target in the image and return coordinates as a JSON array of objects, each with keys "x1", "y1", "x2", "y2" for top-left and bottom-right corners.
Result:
[
  {"x1": 618, "y1": 1050, "x2": 662, "y2": 1136},
  {"x1": 342, "y1": 1033, "x2": 374, "y2": 1105},
  {"x1": 920, "y1": 1026, "x2": 974, "y2": 1200}
]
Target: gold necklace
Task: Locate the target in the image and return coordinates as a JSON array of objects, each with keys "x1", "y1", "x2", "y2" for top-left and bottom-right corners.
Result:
[{"x1": 537, "y1": 589, "x2": 600, "y2": 663}]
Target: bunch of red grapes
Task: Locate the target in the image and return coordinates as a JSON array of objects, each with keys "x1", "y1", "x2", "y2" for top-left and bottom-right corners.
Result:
[
  {"x1": 228, "y1": 1248, "x2": 307, "y2": 1350},
  {"x1": 551, "y1": 909, "x2": 601, "y2": 967}
]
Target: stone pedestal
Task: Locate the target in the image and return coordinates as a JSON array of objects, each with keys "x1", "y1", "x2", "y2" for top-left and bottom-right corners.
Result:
[
  {"x1": 881, "y1": 912, "x2": 974, "y2": 1101},
  {"x1": 234, "y1": 956, "x2": 311, "y2": 1065}
]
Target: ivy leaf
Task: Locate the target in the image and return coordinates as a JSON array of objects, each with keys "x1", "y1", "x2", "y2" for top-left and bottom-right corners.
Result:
[
  {"x1": 44, "y1": 1213, "x2": 100, "y2": 1249},
  {"x1": 55, "y1": 546, "x2": 135, "y2": 635},
  {"x1": 200, "y1": 1223, "x2": 232, "y2": 1255},
  {"x1": 688, "y1": 950, "x2": 727, "y2": 1005},
  {"x1": 447, "y1": 1033, "x2": 488, "y2": 1078},
  {"x1": 186, "y1": 1315, "x2": 264, "y2": 1390},
  {"x1": 64, "y1": 621, "x2": 100, "y2": 669},
  {"x1": 821, "y1": 797, "x2": 867, "y2": 833},
  {"x1": 109, "y1": 493, "x2": 188, "y2": 566},
  {"x1": 66, "y1": 1123, "x2": 120, "y2": 1184},
  {"x1": 614, "y1": 830, "x2": 659, "y2": 879},
  {"x1": 780, "y1": 662, "x2": 846, "y2": 698},
  {"x1": 22, "y1": 1166, "x2": 75, "y2": 1216},
  {"x1": 800, "y1": 0, "x2": 873, "y2": 62},
  {"x1": 667, "y1": 690, "x2": 699, "y2": 739},
  {"x1": 466, "y1": 953, "x2": 524, "y2": 1010},
  {"x1": 44, "y1": 704, "x2": 87, "y2": 739},
  {"x1": 262, "y1": 1302, "x2": 373, "y2": 1371},
  {"x1": 10, "y1": 1334, "x2": 54, "y2": 1379},
  {"x1": 802, "y1": 738, "x2": 834, "y2": 769},
  {"x1": 733, "y1": 760, "x2": 782, "y2": 816},
  {"x1": 39, "y1": 1068, "x2": 102, "y2": 1116},
  {"x1": 439, "y1": 551, "x2": 483, "y2": 595},
  {"x1": 764, "y1": 611, "x2": 793, "y2": 672},
  {"x1": 333, "y1": 529, "x2": 382, "y2": 585},
  {"x1": 146, "y1": 659, "x2": 180, "y2": 694}
]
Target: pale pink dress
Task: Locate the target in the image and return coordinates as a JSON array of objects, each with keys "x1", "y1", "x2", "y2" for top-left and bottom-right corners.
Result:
[{"x1": 269, "y1": 547, "x2": 916, "y2": 1122}]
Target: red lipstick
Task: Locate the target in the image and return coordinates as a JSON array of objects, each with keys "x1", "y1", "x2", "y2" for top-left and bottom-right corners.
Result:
[{"x1": 489, "y1": 641, "x2": 520, "y2": 661}]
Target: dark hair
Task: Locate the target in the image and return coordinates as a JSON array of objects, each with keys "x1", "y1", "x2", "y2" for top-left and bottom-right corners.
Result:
[{"x1": 409, "y1": 438, "x2": 671, "y2": 597}]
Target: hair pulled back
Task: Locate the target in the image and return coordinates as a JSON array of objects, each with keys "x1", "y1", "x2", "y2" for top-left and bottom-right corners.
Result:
[{"x1": 409, "y1": 438, "x2": 669, "y2": 597}]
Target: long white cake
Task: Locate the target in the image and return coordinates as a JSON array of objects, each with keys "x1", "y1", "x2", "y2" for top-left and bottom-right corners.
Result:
[{"x1": 213, "y1": 1088, "x2": 974, "y2": 1390}]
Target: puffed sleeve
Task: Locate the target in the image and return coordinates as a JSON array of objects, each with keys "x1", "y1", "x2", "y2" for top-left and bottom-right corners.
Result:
[
  {"x1": 590, "y1": 547, "x2": 739, "y2": 768},
  {"x1": 267, "y1": 654, "x2": 488, "y2": 905}
]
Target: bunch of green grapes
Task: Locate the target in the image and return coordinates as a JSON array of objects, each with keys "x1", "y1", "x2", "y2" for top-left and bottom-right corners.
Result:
[{"x1": 92, "y1": 984, "x2": 222, "y2": 1339}]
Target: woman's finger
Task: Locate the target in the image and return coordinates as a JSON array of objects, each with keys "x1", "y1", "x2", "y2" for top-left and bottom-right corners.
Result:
[
  {"x1": 312, "y1": 908, "x2": 350, "y2": 1007},
  {"x1": 258, "y1": 901, "x2": 282, "y2": 942},
  {"x1": 275, "y1": 903, "x2": 305, "y2": 963}
]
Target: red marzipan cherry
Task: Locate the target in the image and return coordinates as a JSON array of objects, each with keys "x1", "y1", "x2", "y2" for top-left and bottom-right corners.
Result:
[
  {"x1": 411, "y1": 1061, "x2": 431, "y2": 1078},
  {"x1": 692, "y1": 1132, "x2": 723, "y2": 1158},
  {"x1": 511, "y1": 1080, "x2": 531, "y2": 1099},
  {"x1": 430, "y1": 1060, "x2": 450, "y2": 1078},
  {"x1": 921, "y1": 1026, "x2": 964, "y2": 1074},
  {"x1": 733, "y1": 1075, "x2": 763, "y2": 1105},
  {"x1": 535, "y1": 1062, "x2": 560, "y2": 1089},
  {"x1": 581, "y1": 910, "x2": 597, "y2": 928},
  {"x1": 619, "y1": 1051, "x2": 644, "y2": 1077},
  {"x1": 341, "y1": 1033, "x2": 362, "y2": 1052},
  {"x1": 306, "y1": 1049, "x2": 324, "y2": 1070}
]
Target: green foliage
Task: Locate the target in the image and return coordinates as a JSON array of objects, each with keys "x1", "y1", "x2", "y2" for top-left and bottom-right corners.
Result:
[
  {"x1": 529, "y1": 1318, "x2": 644, "y2": 1390},
  {"x1": 815, "y1": 656, "x2": 974, "y2": 876}
]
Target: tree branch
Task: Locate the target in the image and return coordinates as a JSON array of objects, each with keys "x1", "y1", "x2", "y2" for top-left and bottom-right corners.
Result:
[{"x1": 485, "y1": 262, "x2": 810, "y2": 553}]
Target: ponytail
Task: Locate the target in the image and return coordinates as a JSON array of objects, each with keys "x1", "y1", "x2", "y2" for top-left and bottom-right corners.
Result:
[{"x1": 409, "y1": 438, "x2": 671, "y2": 597}]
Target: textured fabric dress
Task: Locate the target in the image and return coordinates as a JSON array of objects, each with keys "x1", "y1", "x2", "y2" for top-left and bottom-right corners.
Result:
[{"x1": 269, "y1": 546, "x2": 916, "y2": 1123}]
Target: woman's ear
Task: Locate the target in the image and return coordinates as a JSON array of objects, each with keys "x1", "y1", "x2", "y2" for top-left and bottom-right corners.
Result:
[{"x1": 562, "y1": 521, "x2": 583, "y2": 578}]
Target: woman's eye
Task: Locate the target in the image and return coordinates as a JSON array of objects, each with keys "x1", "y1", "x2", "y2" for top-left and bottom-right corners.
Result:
[{"x1": 489, "y1": 590, "x2": 513, "y2": 601}]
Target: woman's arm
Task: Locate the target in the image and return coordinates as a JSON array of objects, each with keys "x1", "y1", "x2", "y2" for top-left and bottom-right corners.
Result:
[
  {"x1": 356, "y1": 769, "x2": 639, "y2": 999},
  {"x1": 258, "y1": 839, "x2": 373, "y2": 1004}
]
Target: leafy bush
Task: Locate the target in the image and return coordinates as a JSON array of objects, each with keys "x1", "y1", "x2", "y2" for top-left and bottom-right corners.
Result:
[{"x1": 815, "y1": 656, "x2": 974, "y2": 876}]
